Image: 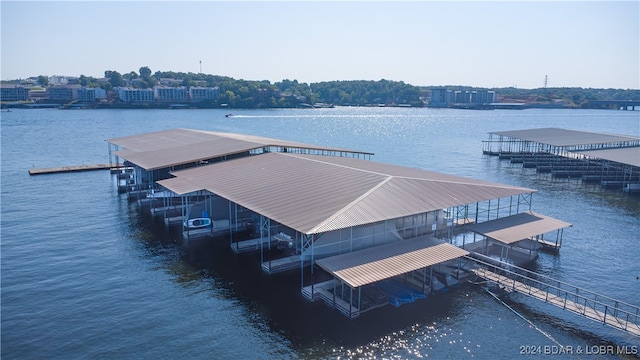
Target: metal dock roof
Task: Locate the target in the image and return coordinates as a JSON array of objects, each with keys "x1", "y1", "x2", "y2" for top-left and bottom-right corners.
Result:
[
  {"x1": 316, "y1": 238, "x2": 469, "y2": 288},
  {"x1": 158, "y1": 152, "x2": 537, "y2": 235},
  {"x1": 107, "y1": 128, "x2": 373, "y2": 170},
  {"x1": 465, "y1": 211, "x2": 572, "y2": 245},
  {"x1": 575, "y1": 146, "x2": 640, "y2": 167},
  {"x1": 488, "y1": 128, "x2": 640, "y2": 147}
]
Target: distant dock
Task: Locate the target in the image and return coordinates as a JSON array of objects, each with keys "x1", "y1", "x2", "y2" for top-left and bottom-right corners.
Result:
[
  {"x1": 483, "y1": 128, "x2": 640, "y2": 192},
  {"x1": 29, "y1": 163, "x2": 125, "y2": 175}
]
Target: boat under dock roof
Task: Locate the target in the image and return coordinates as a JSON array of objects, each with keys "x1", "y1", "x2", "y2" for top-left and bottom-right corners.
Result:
[{"x1": 315, "y1": 238, "x2": 469, "y2": 288}]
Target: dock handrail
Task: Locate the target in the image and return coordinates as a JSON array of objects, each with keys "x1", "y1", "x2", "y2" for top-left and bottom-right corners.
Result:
[{"x1": 466, "y1": 253, "x2": 640, "y2": 336}]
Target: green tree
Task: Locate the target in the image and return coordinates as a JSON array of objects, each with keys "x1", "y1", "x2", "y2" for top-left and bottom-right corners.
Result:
[
  {"x1": 220, "y1": 90, "x2": 236, "y2": 107},
  {"x1": 101, "y1": 82, "x2": 113, "y2": 92},
  {"x1": 105, "y1": 70, "x2": 124, "y2": 87},
  {"x1": 37, "y1": 75, "x2": 49, "y2": 86},
  {"x1": 79, "y1": 75, "x2": 89, "y2": 86},
  {"x1": 139, "y1": 66, "x2": 152, "y2": 79}
]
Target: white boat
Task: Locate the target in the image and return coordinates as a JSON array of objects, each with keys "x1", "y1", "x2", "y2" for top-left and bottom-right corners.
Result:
[
  {"x1": 184, "y1": 217, "x2": 211, "y2": 229},
  {"x1": 434, "y1": 268, "x2": 459, "y2": 287},
  {"x1": 146, "y1": 190, "x2": 178, "y2": 199},
  {"x1": 211, "y1": 219, "x2": 230, "y2": 232},
  {"x1": 274, "y1": 232, "x2": 294, "y2": 249}
]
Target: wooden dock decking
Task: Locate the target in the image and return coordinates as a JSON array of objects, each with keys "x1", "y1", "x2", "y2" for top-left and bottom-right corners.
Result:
[
  {"x1": 302, "y1": 280, "x2": 360, "y2": 319},
  {"x1": 537, "y1": 239, "x2": 561, "y2": 252},
  {"x1": 29, "y1": 164, "x2": 126, "y2": 175},
  {"x1": 470, "y1": 263, "x2": 640, "y2": 337},
  {"x1": 261, "y1": 255, "x2": 301, "y2": 274},
  {"x1": 231, "y1": 237, "x2": 272, "y2": 253}
]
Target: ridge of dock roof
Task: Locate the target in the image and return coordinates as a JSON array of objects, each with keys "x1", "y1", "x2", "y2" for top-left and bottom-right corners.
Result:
[
  {"x1": 157, "y1": 152, "x2": 536, "y2": 235},
  {"x1": 107, "y1": 128, "x2": 373, "y2": 170}
]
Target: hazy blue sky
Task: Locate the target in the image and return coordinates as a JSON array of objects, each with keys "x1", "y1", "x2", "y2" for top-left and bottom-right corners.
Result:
[{"x1": 2, "y1": 1, "x2": 638, "y2": 89}]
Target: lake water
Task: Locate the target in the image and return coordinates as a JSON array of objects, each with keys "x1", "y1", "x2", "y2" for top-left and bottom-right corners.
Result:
[{"x1": 1, "y1": 107, "x2": 639, "y2": 359}]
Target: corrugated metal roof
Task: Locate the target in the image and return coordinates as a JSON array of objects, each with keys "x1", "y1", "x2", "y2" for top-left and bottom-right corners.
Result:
[
  {"x1": 107, "y1": 128, "x2": 373, "y2": 170},
  {"x1": 465, "y1": 211, "x2": 572, "y2": 245},
  {"x1": 157, "y1": 152, "x2": 536, "y2": 235},
  {"x1": 155, "y1": 177, "x2": 204, "y2": 195},
  {"x1": 315, "y1": 238, "x2": 469, "y2": 288},
  {"x1": 489, "y1": 128, "x2": 640, "y2": 147},
  {"x1": 574, "y1": 147, "x2": 640, "y2": 167}
]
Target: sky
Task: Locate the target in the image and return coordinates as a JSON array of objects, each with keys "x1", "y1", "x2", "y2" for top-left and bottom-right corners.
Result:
[{"x1": 1, "y1": 1, "x2": 638, "y2": 89}]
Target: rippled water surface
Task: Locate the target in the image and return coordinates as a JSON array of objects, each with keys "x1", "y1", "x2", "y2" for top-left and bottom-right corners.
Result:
[{"x1": 2, "y1": 108, "x2": 639, "y2": 359}]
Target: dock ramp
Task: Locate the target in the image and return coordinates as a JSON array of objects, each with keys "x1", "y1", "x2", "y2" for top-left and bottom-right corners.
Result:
[{"x1": 467, "y1": 254, "x2": 640, "y2": 337}]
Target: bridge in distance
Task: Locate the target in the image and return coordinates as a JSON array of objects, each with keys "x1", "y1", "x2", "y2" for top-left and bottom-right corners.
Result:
[{"x1": 587, "y1": 100, "x2": 640, "y2": 110}]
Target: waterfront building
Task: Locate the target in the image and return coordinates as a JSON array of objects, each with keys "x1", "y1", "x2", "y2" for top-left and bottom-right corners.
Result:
[
  {"x1": 158, "y1": 78, "x2": 181, "y2": 86},
  {"x1": 428, "y1": 88, "x2": 447, "y2": 107},
  {"x1": 28, "y1": 89, "x2": 48, "y2": 102},
  {"x1": 115, "y1": 87, "x2": 155, "y2": 103},
  {"x1": 154, "y1": 86, "x2": 188, "y2": 103},
  {"x1": 189, "y1": 86, "x2": 220, "y2": 102},
  {"x1": 430, "y1": 89, "x2": 496, "y2": 107},
  {"x1": 77, "y1": 87, "x2": 107, "y2": 102},
  {"x1": 471, "y1": 90, "x2": 496, "y2": 104},
  {"x1": 47, "y1": 85, "x2": 81, "y2": 102},
  {"x1": 454, "y1": 90, "x2": 470, "y2": 103},
  {"x1": 0, "y1": 84, "x2": 30, "y2": 101},
  {"x1": 48, "y1": 75, "x2": 70, "y2": 85}
]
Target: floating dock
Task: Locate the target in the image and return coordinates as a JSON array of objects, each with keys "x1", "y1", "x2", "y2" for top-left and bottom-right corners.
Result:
[
  {"x1": 483, "y1": 128, "x2": 640, "y2": 191},
  {"x1": 29, "y1": 163, "x2": 126, "y2": 175}
]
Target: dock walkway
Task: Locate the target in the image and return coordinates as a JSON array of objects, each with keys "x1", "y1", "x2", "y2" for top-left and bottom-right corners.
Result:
[
  {"x1": 29, "y1": 163, "x2": 125, "y2": 175},
  {"x1": 468, "y1": 255, "x2": 640, "y2": 337},
  {"x1": 261, "y1": 255, "x2": 301, "y2": 274}
]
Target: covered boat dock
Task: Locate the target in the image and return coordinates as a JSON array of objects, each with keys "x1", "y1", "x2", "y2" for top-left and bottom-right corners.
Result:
[
  {"x1": 107, "y1": 128, "x2": 373, "y2": 198},
  {"x1": 109, "y1": 128, "x2": 572, "y2": 318},
  {"x1": 573, "y1": 147, "x2": 640, "y2": 192},
  {"x1": 483, "y1": 127, "x2": 640, "y2": 191},
  {"x1": 465, "y1": 211, "x2": 572, "y2": 263},
  {"x1": 308, "y1": 237, "x2": 469, "y2": 318},
  {"x1": 153, "y1": 148, "x2": 564, "y2": 316}
]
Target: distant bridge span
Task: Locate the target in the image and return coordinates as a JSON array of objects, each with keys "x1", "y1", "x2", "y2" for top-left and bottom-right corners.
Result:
[{"x1": 587, "y1": 100, "x2": 640, "y2": 110}]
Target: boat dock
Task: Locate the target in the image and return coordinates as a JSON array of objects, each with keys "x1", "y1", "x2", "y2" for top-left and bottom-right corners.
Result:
[
  {"x1": 468, "y1": 254, "x2": 640, "y2": 337},
  {"x1": 483, "y1": 128, "x2": 640, "y2": 192},
  {"x1": 29, "y1": 163, "x2": 126, "y2": 175},
  {"x1": 105, "y1": 127, "x2": 639, "y2": 337}
]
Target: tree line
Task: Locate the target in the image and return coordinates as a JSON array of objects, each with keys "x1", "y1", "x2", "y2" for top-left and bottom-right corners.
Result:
[{"x1": 19, "y1": 66, "x2": 640, "y2": 109}]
